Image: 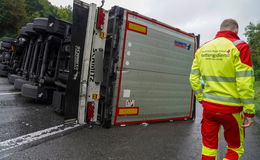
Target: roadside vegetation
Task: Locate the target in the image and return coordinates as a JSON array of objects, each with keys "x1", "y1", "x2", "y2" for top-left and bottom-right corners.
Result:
[
  {"x1": 255, "y1": 81, "x2": 260, "y2": 116},
  {"x1": 245, "y1": 23, "x2": 260, "y2": 116},
  {"x1": 0, "y1": 0, "x2": 72, "y2": 38}
]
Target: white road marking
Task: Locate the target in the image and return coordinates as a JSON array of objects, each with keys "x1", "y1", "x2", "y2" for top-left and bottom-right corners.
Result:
[
  {"x1": 0, "y1": 92, "x2": 21, "y2": 96},
  {"x1": 0, "y1": 124, "x2": 80, "y2": 153}
]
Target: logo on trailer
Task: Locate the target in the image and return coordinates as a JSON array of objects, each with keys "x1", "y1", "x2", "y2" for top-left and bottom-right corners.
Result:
[
  {"x1": 89, "y1": 51, "x2": 95, "y2": 82},
  {"x1": 73, "y1": 45, "x2": 80, "y2": 80},
  {"x1": 174, "y1": 40, "x2": 191, "y2": 50}
]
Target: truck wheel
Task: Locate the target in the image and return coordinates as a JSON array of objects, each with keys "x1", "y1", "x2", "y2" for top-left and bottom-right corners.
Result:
[
  {"x1": 2, "y1": 37, "x2": 14, "y2": 43},
  {"x1": 33, "y1": 18, "x2": 49, "y2": 33}
]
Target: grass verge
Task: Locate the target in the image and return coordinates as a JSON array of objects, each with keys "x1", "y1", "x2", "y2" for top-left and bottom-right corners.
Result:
[{"x1": 255, "y1": 81, "x2": 260, "y2": 116}]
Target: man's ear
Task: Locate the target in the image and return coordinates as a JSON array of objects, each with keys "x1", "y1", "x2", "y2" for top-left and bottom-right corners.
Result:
[{"x1": 234, "y1": 28, "x2": 239, "y2": 34}]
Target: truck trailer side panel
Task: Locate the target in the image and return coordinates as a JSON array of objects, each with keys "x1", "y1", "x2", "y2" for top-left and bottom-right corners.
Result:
[{"x1": 112, "y1": 11, "x2": 196, "y2": 125}]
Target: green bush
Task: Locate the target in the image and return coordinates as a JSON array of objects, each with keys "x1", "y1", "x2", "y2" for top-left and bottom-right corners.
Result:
[
  {"x1": 255, "y1": 69, "x2": 260, "y2": 81},
  {"x1": 255, "y1": 81, "x2": 260, "y2": 116}
]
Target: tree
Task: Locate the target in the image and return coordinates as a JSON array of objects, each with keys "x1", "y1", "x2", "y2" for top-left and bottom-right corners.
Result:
[
  {"x1": 0, "y1": 0, "x2": 27, "y2": 38},
  {"x1": 24, "y1": 0, "x2": 72, "y2": 22},
  {"x1": 25, "y1": 0, "x2": 57, "y2": 22},
  {"x1": 0, "y1": 0, "x2": 72, "y2": 38},
  {"x1": 56, "y1": 5, "x2": 72, "y2": 22},
  {"x1": 245, "y1": 22, "x2": 260, "y2": 80}
]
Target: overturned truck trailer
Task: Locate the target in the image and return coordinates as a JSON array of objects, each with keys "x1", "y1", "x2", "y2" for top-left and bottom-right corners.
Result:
[{"x1": 65, "y1": 0, "x2": 199, "y2": 128}]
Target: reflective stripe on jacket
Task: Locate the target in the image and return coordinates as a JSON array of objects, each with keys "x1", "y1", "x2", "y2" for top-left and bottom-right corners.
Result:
[{"x1": 190, "y1": 31, "x2": 255, "y2": 117}]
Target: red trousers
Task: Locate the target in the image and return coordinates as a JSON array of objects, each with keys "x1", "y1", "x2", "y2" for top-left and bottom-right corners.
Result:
[{"x1": 201, "y1": 109, "x2": 245, "y2": 160}]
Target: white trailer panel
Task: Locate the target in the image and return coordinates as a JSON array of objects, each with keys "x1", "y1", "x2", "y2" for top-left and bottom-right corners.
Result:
[{"x1": 111, "y1": 11, "x2": 196, "y2": 125}]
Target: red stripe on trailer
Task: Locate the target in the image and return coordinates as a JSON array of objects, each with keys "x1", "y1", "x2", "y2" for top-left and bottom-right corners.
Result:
[
  {"x1": 114, "y1": 11, "x2": 196, "y2": 125},
  {"x1": 114, "y1": 116, "x2": 190, "y2": 125}
]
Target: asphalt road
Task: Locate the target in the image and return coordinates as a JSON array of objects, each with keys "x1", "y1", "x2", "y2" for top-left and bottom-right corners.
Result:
[
  {"x1": 0, "y1": 76, "x2": 259, "y2": 160},
  {"x1": 0, "y1": 77, "x2": 63, "y2": 142},
  {"x1": 1, "y1": 104, "x2": 260, "y2": 160}
]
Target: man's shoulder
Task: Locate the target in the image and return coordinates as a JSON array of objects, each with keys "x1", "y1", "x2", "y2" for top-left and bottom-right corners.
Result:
[
  {"x1": 198, "y1": 39, "x2": 215, "y2": 50},
  {"x1": 232, "y1": 39, "x2": 249, "y2": 46},
  {"x1": 205, "y1": 37, "x2": 249, "y2": 48},
  {"x1": 232, "y1": 40, "x2": 252, "y2": 66},
  {"x1": 232, "y1": 40, "x2": 250, "y2": 54},
  {"x1": 219, "y1": 36, "x2": 249, "y2": 48}
]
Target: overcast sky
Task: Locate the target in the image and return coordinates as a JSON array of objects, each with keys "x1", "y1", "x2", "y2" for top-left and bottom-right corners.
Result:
[{"x1": 48, "y1": 0, "x2": 260, "y2": 44}]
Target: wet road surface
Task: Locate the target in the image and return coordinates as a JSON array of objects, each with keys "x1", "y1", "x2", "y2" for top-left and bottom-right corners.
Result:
[
  {"x1": 0, "y1": 76, "x2": 259, "y2": 160},
  {"x1": 0, "y1": 77, "x2": 63, "y2": 142},
  {"x1": 1, "y1": 103, "x2": 260, "y2": 160}
]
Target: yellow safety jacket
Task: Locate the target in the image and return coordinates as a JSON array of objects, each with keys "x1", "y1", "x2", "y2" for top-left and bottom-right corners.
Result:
[{"x1": 190, "y1": 31, "x2": 255, "y2": 117}]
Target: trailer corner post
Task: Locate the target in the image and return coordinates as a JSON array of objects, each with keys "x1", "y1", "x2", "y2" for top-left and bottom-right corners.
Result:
[
  {"x1": 78, "y1": 3, "x2": 97, "y2": 124},
  {"x1": 85, "y1": 10, "x2": 109, "y2": 123}
]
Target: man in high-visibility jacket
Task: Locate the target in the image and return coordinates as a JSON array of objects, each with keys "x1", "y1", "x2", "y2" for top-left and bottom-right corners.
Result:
[{"x1": 190, "y1": 19, "x2": 255, "y2": 160}]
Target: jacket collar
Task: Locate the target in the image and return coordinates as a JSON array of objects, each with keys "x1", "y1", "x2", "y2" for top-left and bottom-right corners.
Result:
[{"x1": 215, "y1": 30, "x2": 240, "y2": 40}]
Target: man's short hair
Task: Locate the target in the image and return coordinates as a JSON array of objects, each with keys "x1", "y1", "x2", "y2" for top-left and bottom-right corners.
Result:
[{"x1": 220, "y1": 19, "x2": 239, "y2": 31}]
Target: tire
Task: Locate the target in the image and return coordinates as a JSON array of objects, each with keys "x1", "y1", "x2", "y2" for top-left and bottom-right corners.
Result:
[
  {"x1": 21, "y1": 83, "x2": 39, "y2": 99},
  {"x1": 19, "y1": 27, "x2": 28, "y2": 37},
  {"x1": 0, "y1": 69, "x2": 8, "y2": 77},
  {"x1": 14, "y1": 79, "x2": 30, "y2": 90},
  {"x1": 0, "y1": 64, "x2": 8, "y2": 70},
  {"x1": 25, "y1": 23, "x2": 36, "y2": 36},
  {"x1": 2, "y1": 37, "x2": 14, "y2": 43},
  {"x1": 8, "y1": 74, "x2": 22, "y2": 84},
  {"x1": 33, "y1": 18, "x2": 49, "y2": 33}
]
